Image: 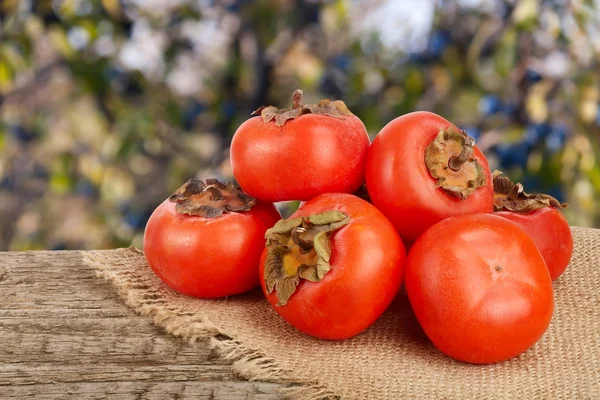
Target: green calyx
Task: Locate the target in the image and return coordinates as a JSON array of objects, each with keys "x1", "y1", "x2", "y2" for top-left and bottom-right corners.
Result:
[
  {"x1": 251, "y1": 89, "x2": 354, "y2": 127},
  {"x1": 264, "y1": 210, "x2": 350, "y2": 306},
  {"x1": 425, "y1": 127, "x2": 487, "y2": 200},
  {"x1": 493, "y1": 170, "x2": 567, "y2": 213},
  {"x1": 168, "y1": 178, "x2": 256, "y2": 218}
]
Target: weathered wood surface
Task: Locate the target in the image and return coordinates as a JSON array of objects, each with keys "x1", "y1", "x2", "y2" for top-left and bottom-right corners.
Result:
[{"x1": 0, "y1": 251, "x2": 283, "y2": 399}]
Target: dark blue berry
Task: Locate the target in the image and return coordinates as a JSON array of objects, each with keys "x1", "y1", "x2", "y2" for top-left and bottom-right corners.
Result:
[
  {"x1": 428, "y1": 31, "x2": 449, "y2": 58},
  {"x1": 479, "y1": 95, "x2": 503, "y2": 116},
  {"x1": 522, "y1": 175, "x2": 541, "y2": 191},
  {"x1": 10, "y1": 125, "x2": 37, "y2": 143},
  {"x1": 495, "y1": 142, "x2": 531, "y2": 169},
  {"x1": 503, "y1": 101, "x2": 518, "y2": 117},
  {"x1": 333, "y1": 54, "x2": 351, "y2": 72},
  {"x1": 545, "y1": 185, "x2": 565, "y2": 203},
  {"x1": 75, "y1": 178, "x2": 98, "y2": 198},
  {"x1": 221, "y1": 101, "x2": 237, "y2": 118},
  {"x1": 51, "y1": 242, "x2": 68, "y2": 251},
  {"x1": 182, "y1": 101, "x2": 205, "y2": 130},
  {"x1": 545, "y1": 124, "x2": 568, "y2": 153},
  {"x1": 524, "y1": 69, "x2": 543, "y2": 84}
]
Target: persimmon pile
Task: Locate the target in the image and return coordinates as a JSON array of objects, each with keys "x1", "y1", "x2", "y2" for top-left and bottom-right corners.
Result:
[{"x1": 144, "y1": 90, "x2": 573, "y2": 364}]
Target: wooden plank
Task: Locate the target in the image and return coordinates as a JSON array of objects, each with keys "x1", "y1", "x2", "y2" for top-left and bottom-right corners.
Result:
[
  {"x1": 0, "y1": 251, "x2": 283, "y2": 399},
  {"x1": 2, "y1": 381, "x2": 281, "y2": 400}
]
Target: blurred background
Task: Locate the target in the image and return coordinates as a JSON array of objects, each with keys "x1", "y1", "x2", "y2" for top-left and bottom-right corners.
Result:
[{"x1": 1, "y1": 0, "x2": 599, "y2": 251}]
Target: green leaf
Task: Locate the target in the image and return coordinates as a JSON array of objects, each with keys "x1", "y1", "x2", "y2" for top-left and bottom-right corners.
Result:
[
  {"x1": 266, "y1": 217, "x2": 303, "y2": 236},
  {"x1": 316, "y1": 257, "x2": 331, "y2": 281},
  {"x1": 0, "y1": 61, "x2": 15, "y2": 91},
  {"x1": 298, "y1": 264, "x2": 319, "y2": 282},
  {"x1": 262, "y1": 210, "x2": 349, "y2": 306},
  {"x1": 313, "y1": 231, "x2": 331, "y2": 263},
  {"x1": 307, "y1": 210, "x2": 348, "y2": 226}
]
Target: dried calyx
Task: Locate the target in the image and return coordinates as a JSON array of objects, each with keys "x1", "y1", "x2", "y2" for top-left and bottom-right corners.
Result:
[
  {"x1": 425, "y1": 127, "x2": 487, "y2": 199},
  {"x1": 493, "y1": 170, "x2": 567, "y2": 213},
  {"x1": 264, "y1": 211, "x2": 350, "y2": 306},
  {"x1": 168, "y1": 178, "x2": 256, "y2": 218},
  {"x1": 251, "y1": 89, "x2": 354, "y2": 127}
]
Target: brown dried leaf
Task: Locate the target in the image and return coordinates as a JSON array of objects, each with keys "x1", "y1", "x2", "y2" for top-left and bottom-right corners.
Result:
[
  {"x1": 168, "y1": 178, "x2": 256, "y2": 218},
  {"x1": 264, "y1": 246, "x2": 288, "y2": 294},
  {"x1": 169, "y1": 179, "x2": 206, "y2": 203},
  {"x1": 493, "y1": 175, "x2": 515, "y2": 195},
  {"x1": 266, "y1": 217, "x2": 303, "y2": 236},
  {"x1": 253, "y1": 89, "x2": 354, "y2": 127},
  {"x1": 316, "y1": 257, "x2": 331, "y2": 281},
  {"x1": 265, "y1": 232, "x2": 288, "y2": 247},
  {"x1": 176, "y1": 203, "x2": 223, "y2": 218},
  {"x1": 260, "y1": 106, "x2": 280, "y2": 124},
  {"x1": 275, "y1": 275, "x2": 300, "y2": 306},
  {"x1": 250, "y1": 106, "x2": 268, "y2": 116},
  {"x1": 493, "y1": 171, "x2": 568, "y2": 213},
  {"x1": 313, "y1": 231, "x2": 331, "y2": 263},
  {"x1": 425, "y1": 127, "x2": 487, "y2": 199},
  {"x1": 330, "y1": 100, "x2": 353, "y2": 115}
]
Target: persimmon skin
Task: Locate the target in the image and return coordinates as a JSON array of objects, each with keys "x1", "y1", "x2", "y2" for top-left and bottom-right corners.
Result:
[
  {"x1": 259, "y1": 193, "x2": 406, "y2": 340},
  {"x1": 366, "y1": 111, "x2": 494, "y2": 242},
  {"x1": 144, "y1": 199, "x2": 280, "y2": 298},
  {"x1": 496, "y1": 207, "x2": 573, "y2": 280},
  {"x1": 405, "y1": 213, "x2": 554, "y2": 364},
  {"x1": 231, "y1": 114, "x2": 370, "y2": 202}
]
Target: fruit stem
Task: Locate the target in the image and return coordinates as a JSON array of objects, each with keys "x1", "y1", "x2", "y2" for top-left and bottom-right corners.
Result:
[
  {"x1": 448, "y1": 136, "x2": 475, "y2": 171},
  {"x1": 292, "y1": 89, "x2": 303, "y2": 108},
  {"x1": 251, "y1": 89, "x2": 353, "y2": 127},
  {"x1": 424, "y1": 127, "x2": 486, "y2": 199}
]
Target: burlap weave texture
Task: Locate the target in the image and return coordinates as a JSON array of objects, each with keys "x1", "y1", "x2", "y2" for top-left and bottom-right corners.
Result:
[{"x1": 83, "y1": 227, "x2": 600, "y2": 399}]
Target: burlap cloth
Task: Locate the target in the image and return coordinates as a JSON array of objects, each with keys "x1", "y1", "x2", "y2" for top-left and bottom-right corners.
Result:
[{"x1": 83, "y1": 227, "x2": 600, "y2": 399}]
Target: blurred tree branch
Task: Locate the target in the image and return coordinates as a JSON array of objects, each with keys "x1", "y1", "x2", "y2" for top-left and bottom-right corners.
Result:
[{"x1": 0, "y1": 59, "x2": 65, "y2": 105}]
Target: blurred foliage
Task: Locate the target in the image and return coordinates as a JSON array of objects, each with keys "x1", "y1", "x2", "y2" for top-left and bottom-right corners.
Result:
[{"x1": 1, "y1": 0, "x2": 600, "y2": 250}]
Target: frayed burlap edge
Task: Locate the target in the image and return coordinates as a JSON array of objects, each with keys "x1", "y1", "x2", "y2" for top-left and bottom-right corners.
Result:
[{"x1": 82, "y1": 247, "x2": 340, "y2": 400}]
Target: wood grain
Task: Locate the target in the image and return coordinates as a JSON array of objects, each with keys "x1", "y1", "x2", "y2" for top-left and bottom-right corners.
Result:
[{"x1": 0, "y1": 251, "x2": 283, "y2": 399}]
